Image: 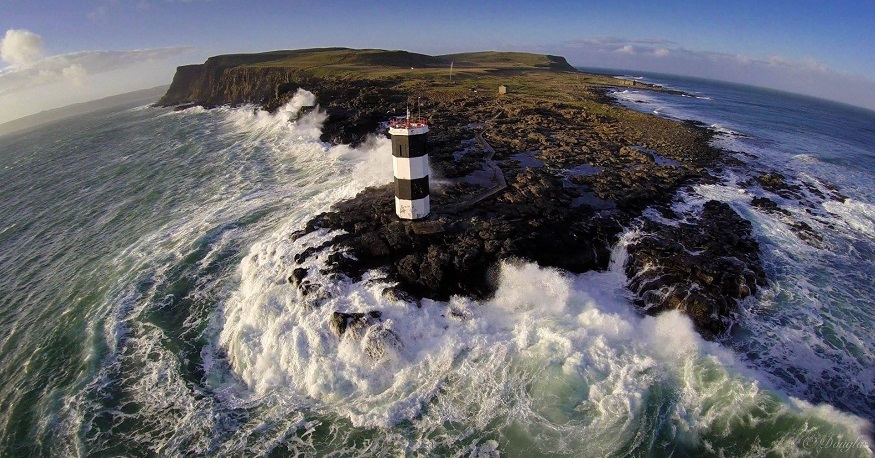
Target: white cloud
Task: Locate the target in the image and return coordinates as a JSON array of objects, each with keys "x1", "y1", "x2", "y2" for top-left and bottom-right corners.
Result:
[
  {"x1": 537, "y1": 37, "x2": 875, "y2": 111},
  {"x1": 568, "y1": 37, "x2": 677, "y2": 47},
  {"x1": 89, "y1": 0, "x2": 213, "y2": 20},
  {"x1": 0, "y1": 29, "x2": 45, "y2": 66},
  {"x1": 653, "y1": 48, "x2": 670, "y2": 58},
  {"x1": 802, "y1": 57, "x2": 828, "y2": 72},
  {"x1": 61, "y1": 64, "x2": 87, "y2": 86},
  {"x1": 0, "y1": 27, "x2": 201, "y2": 123},
  {"x1": 0, "y1": 47, "x2": 194, "y2": 96}
]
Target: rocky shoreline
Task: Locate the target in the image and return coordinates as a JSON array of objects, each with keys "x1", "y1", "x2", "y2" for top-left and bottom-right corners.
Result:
[
  {"x1": 159, "y1": 48, "x2": 770, "y2": 339},
  {"x1": 283, "y1": 86, "x2": 764, "y2": 339}
]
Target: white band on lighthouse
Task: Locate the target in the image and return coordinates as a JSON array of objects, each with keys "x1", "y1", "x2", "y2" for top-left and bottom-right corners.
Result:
[
  {"x1": 392, "y1": 155, "x2": 429, "y2": 180},
  {"x1": 389, "y1": 114, "x2": 430, "y2": 220},
  {"x1": 395, "y1": 196, "x2": 430, "y2": 220}
]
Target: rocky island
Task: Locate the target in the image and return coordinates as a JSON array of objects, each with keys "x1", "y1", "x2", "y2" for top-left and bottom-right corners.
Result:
[{"x1": 158, "y1": 47, "x2": 766, "y2": 339}]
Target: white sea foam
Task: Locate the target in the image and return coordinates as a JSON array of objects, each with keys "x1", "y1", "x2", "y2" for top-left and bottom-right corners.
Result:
[
  {"x1": 216, "y1": 216, "x2": 872, "y2": 454},
  {"x1": 791, "y1": 153, "x2": 822, "y2": 164},
  {"x1": 171, "y1": 105, "x2": 206, "y2": 114},
  {"x1": 710, "y1": 123, "x2": 743, "y2": 137},
  {"x1": 60, "y1": 88, "x2": 874, "y2": 456},
  {"x1": 823, "y1": 198, "x2": 875, "y2": 238},
  {"x1": 681, "y1": 168, "x2": 875, "y2": 439},
  {"x1": 610, "y1": 89, "x2": 653, "y2": 104},
  {"x1": 606, "y1": 72, "x2": 875, "y2": 444},
  {"x1": 53, "y1": 94, "x2": 400, "y2": 454},
  {"x1": 224, "y1": 89, "x2": 324, "y2": 139}
]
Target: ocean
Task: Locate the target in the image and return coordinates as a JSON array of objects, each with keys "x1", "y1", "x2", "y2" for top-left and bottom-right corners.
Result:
[{"x1": 0, "y1": 76, "x2": 872, "y2": 456}]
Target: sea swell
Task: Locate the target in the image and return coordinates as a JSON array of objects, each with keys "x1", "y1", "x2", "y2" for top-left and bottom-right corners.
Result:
[
  {"x1": 1, "y1": 84, "x2": 873, "y2": 456},
  {"x1": 50, "y1": 91, "x2": 395, "y2": 455},
  {"x1": 610, "y1": 74, "x2": 875, "y2": 432},
  {"x1": 216, "y1": 213, "x2": 871, "y2": 456},
  {"x1": 164, "y1": 91, "x2": 875, "y2": 453},
  {"x1": 81, "y1": 88, "x2": 873, "y2": 455}
]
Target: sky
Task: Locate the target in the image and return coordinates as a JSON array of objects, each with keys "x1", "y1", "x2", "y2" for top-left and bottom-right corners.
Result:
[{"x1": 2, "y1": 0, "x2": 875, "y2": 123}]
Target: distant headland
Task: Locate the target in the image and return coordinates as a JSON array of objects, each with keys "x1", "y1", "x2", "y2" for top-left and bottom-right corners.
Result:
[
  {"x1": 158, "y1": 48, "x2": 771, "y2": 339},
  {"x1": 0, "y1": 85, "x2": 169, "y2": 138}
]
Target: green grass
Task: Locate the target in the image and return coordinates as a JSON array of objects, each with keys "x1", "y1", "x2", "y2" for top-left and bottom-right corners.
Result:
[
  {"x1": 223, "y1": 48, "x2": 586, "y2": 76},
  {"x1": 199, "y1": 47, "x2": 629, "y2": 96},
  {"x1": 439, "y1": 51, "x2": 574, "y2": 71},
  {"x1": 195, "y1": 47, "x2": 649, "y2": 120}
]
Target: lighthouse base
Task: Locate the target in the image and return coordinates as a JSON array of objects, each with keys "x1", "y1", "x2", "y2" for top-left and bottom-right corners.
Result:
[{"x1": 395, "y1": 196, "x2": 430, "y2": 220}]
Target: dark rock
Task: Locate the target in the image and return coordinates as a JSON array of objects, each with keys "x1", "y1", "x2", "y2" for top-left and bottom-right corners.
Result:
[
  {"x1": 329, "y1": 310, "x2": 401, "y2": 359},
  {"x1": 751, "y1": 196, "x2": 790, "y2": 215},
  {"x1": 789, "y1": 221, "x2": 825, "y2": 247},
  {"x1": 298, "y1": 280, "x2": 318, "y2": 296},
  {"x1": 288, "y1": 267, "x2": 308, "y2": 287},
  {"x1": 173, "y1": 103, "x2": 199, "y2": 111},
  {"x1": 330, "y1": 311, "x2": 383, "y2": 337},
  {"x1": 625, "y1": 200, "x2": 766, "y2": 339},
  {"x1": 296, "y1": 172, "x2": 625, "y2": 302},
  {"x1": 362, "y1": 324, "x2": 402, "y2": 359},
  {"x1": 382, "y1": 286, "x2": 418, "y2": 304},
  {"x1": 358, "y1": 232, "x2": 391, "y2": 257},
  {"x1": 158, "y1": 49, "x2": 766, "y2": 341},
  {"x1": 755, "y1": 172, "x2": 803, "y2": 199},
  {"x1": 751, "y1": 196, "x2": 825, "y2": 247}
]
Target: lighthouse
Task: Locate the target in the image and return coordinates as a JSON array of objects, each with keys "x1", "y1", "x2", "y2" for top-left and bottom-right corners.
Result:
[{"x1": 388, "y1": 110, "x2": 430, "y2": 219}]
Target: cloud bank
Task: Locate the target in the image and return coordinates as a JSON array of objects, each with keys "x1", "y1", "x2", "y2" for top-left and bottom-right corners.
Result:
[
  {"x1": 0, "y1": 46, "x2": 194, "y2": 96},
  {"x1": 544, "y1": 38, "x2": 875, "y2": 111},
  {"x1": 0, "y1": 29, "x2": 197, "y2": 124}
]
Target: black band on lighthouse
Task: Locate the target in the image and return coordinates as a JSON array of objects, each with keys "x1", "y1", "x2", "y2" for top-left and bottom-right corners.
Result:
[
  {"x1": 394, "y1": 176, "x2": 429, "y2": 200},
  {"x1": 392, "y1": 134, "x2": 428, "y2": 158}
]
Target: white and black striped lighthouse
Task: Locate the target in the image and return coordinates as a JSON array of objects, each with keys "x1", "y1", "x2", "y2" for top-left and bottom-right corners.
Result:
[{"x1": 388, "y1": 111, "x2": 430, "y2": 219}]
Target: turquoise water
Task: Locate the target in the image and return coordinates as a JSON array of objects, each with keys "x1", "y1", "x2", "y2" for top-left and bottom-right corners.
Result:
[{"x1": 0, "y1": 86, "x2": 872, "y2": 456}]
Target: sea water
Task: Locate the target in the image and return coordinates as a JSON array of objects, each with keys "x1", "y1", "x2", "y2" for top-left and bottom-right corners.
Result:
[
  {"x1": 608, "y1": 72, "x2": 875, "y2": 422},
  {"x1": 0, "y1": 84, "x2": 872, "y2": 456}
]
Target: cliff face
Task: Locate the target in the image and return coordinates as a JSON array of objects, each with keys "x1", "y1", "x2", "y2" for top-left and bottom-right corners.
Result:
[
  {"x1": 156, "y1": 48, "x2": 578, "y2": 109},
  {"x1": 160, "y1": 62, "x2": 407, "y2": 144},
  {"x1": 157, "y1": 64, "x2": 205, "y2": 106},
  {"x1": 155, "y1": 48, "x2": 586, "y2": 144},
  {"x1": 158, "y1": 63, "x2": 306, "y2": 107},
  {"x1": 544, "y1": 55, "x2": 576, "y2": 71}
]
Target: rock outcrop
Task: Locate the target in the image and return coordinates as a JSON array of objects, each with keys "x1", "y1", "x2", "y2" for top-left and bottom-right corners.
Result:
[
  {"x1": 625, "y1": 200, "x2": 767, "y2": 338},
  {"x1": 294, "y1": 180, "x2": 622, "y2": 301}
]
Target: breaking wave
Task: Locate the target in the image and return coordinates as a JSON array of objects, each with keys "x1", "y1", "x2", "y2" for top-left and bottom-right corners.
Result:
[{"x1": 3, "y1": 81, "x2": 873, "y2": 456}]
